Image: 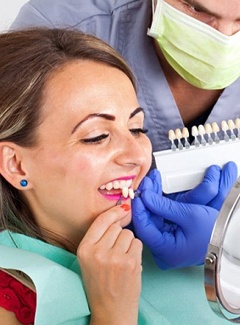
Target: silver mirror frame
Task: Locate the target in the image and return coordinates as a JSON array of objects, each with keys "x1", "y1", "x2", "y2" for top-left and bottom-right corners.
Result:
[{"x1": 204, "y1": 178, "x2": 240, "y2": 322}]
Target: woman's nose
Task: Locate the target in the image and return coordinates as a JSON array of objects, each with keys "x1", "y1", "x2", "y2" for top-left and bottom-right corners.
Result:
[{"x1": 115, "y1": 134, "x2": 150, "y2": 168}]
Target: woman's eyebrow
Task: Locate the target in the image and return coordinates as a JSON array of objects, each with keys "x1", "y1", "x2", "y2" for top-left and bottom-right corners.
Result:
[
  {"x1": 72, "y1": 113, "x2": 115, "y2": 134},
  {"x1": 130, "y1": 107, "x2": 145, "y2": 119},
  {"x1": 72, "y1": 107, "x2": 145, "y2": 134}
]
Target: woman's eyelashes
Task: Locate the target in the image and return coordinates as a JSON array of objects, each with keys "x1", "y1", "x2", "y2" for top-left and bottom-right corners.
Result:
[
  {"x1": 81, "y1": 133, "x2": 109, "y2": 144},
  {"x1": 80, "y1": 128, "x2": 148, "y2": 145},
  {"x1": 130, "y1": 128, "x2": 148, "y2": 137}
]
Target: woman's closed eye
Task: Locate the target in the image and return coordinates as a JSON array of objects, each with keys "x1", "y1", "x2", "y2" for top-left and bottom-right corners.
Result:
[
  {"x1": 81, "y1": 133, "x2": 109, "y2": 144},
  {"x1": 130, "y1": 128, "x2": 148, "y2": 137},
  {"x1": 80, "y1": 127, "x2": 148, "y2": 144}
]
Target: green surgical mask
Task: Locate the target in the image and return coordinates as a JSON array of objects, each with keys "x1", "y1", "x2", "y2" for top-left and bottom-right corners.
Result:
[{"x1": 148, "y1": 0, "x2": 240, "y2": 89}]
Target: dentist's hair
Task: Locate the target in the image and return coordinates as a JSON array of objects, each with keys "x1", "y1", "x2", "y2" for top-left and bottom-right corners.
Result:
[{"x1": 0, "y1": 27, "x2": 135, "y2": 245}]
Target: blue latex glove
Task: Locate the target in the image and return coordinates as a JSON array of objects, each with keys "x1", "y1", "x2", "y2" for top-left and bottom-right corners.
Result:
[
  {"x1": 165, "y1": 161, "x2": 238, "y2": 210},
  {"x1": 131, "y1": 166, "x2": 237, "y2": 270}
]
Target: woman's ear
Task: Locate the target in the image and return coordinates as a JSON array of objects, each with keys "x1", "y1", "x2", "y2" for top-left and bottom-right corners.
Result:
[{"x1": 0, "y1": 143, "x2": 29, "y2": 190}]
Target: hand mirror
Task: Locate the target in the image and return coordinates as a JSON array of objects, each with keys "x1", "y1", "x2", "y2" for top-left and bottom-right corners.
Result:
[{"x1": 205, "y1": 177, "x2": 240, "y2": 322}]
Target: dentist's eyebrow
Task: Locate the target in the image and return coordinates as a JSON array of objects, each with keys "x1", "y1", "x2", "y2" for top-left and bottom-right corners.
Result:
[
  {"x1": 184, "y1": 0, "x2": 240, "y2": 22},
  {"x1": 182, "y1": 0, "x2": 221, "y2": 19},
  {"x1": 72, "y1": 107, "x2": 144, "y2": 134}
]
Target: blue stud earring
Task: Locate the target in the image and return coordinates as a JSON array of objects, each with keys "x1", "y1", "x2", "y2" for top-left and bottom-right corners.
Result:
[{"x1": 20, "y1": 179, "x2": 28, "y2": 187}]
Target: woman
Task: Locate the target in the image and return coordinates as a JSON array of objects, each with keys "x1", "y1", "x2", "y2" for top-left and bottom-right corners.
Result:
[
  {"x1": 0, "y1": 27, "x2": 152, "y2": 325},
  {"x1": 0, "y1": 27, "x2": 236, "y2": 325}
]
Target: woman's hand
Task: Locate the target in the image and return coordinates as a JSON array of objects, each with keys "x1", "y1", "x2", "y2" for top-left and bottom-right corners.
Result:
[{"x1": 77, "y1": 204, "x2": 142, "y2": 325}]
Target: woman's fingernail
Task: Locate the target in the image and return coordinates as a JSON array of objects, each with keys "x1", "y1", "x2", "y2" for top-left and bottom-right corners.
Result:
[{"x1": 120, "y1": 204, "x2": 131, "y2": 211}]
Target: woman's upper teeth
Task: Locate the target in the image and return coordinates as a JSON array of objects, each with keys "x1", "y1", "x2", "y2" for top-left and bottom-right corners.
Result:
[
  {"x1": 100, "y1": 179, "x2": 132, "y2": 190},
  {"x1": 99, "y1": 179, "x2": 135, "y2": 199}
]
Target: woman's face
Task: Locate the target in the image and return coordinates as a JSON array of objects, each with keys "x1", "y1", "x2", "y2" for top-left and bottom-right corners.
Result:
[{"x1": 22, "y1": 61, "x2": 152, "y2": 244}]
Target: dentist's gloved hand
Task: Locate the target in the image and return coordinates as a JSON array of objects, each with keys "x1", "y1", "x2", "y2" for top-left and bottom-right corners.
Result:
[
  {"x1": 165, "y1": 162, "x2": 237, "y2": 210},
  {"x1": 131, "y1": 166, "x2": 237, "y2": 270}
]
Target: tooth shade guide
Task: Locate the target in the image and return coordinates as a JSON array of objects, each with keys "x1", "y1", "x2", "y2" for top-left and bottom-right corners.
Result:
[
  {"x1": 212, "y1": 122, "x2": 220, "y2": 133},
  {"x1": 175, "y1": 128, "x2": 183, "y2": 150},
  {"x1": 182, "y1": 127, "x2": 189, "y2": 138},
  {"x1": 235, "y1": 118, "x2": 240, "y2": 139},
  {"x1": 235, "y1": 118, "x2": 240, "y2": 130},
  {"x1": 168, "y1": 119, "x2": 240, "y2": 151},
  {"x1": 128, "y1": 188, "x2": 134, "y2": 199},
  {"x1": 182, "y1": 128, "x2": 190, "y2": 149},
  {"x1": 228, "y1": 119, "x2": 236, "y2": 140},
  {"x1": 169, "y1": 127, "x2": 190, "y2": 151},
  {"x1": 228, "y1": 119, "x2": 235, "y2": 130},
  {"x1": 205, "y1": 123, "x2": 214, "y2": 145},
  {"x1": 221, "y1": 120, "x2": 229, "y2": 131},
  {"x1": 168, "y1": 129, "x2": 177, "y2": 151},
  {"x1": 235, "y1": 118, "x2": 240, "y2": 127},
  {"x1": 205, "y1": 123, "x2": 212, "y2": 134},
  {"x1": 221, "y1": 120, "x2": 230, "y2": 142},
  {"x1": 175, "y1": 128, "x2": 182, "y2": 139},
  {"x1": 156, "y1": 118, "x2": 240, "y2": 193},
  {"x1": 198, "y1": 124, "x2": 207, "y2": 146},
  {"x1": 133, "y1": 190, "x2": 141, "y2": 198},
  {"x1": 116, "y1": 196, "x2": 122, "y2": 205},
  {"x1": 121, "y1": 187, "x2": 135, "y2": 199},
  {"x1": 168, "y1": 129, "x2": 176, "y2": 141},
  {"x1": 182, "y1": 127, "x2": 190, "y2": 149},
  {"x1": 212, "y1": 122, "x2": 220, "y2": 143},
  {"x1": 154, "y1": 140, "x2": 240, "y2": 193},
  {"x1": 191, "y1": 125, "x2": 200, "y2": 147},
  {"x1": 198, "y1": 125, "x2": 205, "y2": 135}
]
